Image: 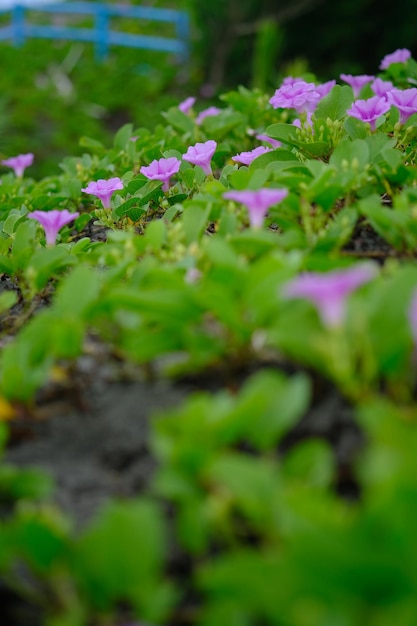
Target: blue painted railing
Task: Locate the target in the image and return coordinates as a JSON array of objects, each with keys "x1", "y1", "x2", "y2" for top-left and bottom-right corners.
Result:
[{"x1": 0, "y1": 2, "x2": 190, "y2": 62}]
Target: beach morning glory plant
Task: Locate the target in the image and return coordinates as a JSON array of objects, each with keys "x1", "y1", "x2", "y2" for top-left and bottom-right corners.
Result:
[
  {"x1": 269, "y1": 80, "x2": 320, "y2": 113},
  {"x1": 340, "y1": 74, "x2": 375, "y2": 98},
  {"x1": 196, "y1": 106, "x2": 222, "y2": 125},
  {"x1": 178, "y1": 97, "x2": 196, "y2": 114},
  {"x1": 386, "y1": 88, "x2": 417, "y2": 124},
  {"x1": 140, "y1": 157, "x2": 181, "y2": 191},
  {"x1": 346, "y1": 96, "x2": 391, "y2": 130},
  {"x1": 223, "y1": 188, "x2": 288, "y2": 229},
  {"x1": 82, "y1": 177, "x2": 124, "y2": 209},
  {"x1": 29, "y1": 210, "x2": 79, "y2": 245},
  {"x1": 282, "y1": 264, "x2": 378, "y2": 328},
  {"x1": 380, "y1": 48, "x2": 411, "y2": 70},
  {"x1": 232, "y1": 146, "x2": 271, "y2": 166},
  {"x1": 183, "y1": 140, "x2": 217, "y2": 176},
  {"x1": 1, "y1": 153, "x2": 34, "y2": 177}
]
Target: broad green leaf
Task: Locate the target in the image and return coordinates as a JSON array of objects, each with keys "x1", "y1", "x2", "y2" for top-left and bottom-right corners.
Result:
[{"x1": 315, "y1": 85, "x2": 354, "y2": 121}]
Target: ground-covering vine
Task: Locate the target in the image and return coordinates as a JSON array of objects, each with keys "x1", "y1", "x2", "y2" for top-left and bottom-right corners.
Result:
[{"x1": 1, "y1": 49, "x2": 417, "y2": 626}]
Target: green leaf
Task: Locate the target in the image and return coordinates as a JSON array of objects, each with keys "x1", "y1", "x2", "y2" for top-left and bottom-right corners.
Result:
[
  {"x1": 79, "y1": 136, "x2": 105, "y2": 153},
  {"x1": 0, "y1": 290, "x2": 18, "y2": 313},
  {"x1": 162, "y1": 107, "x2": 194, "y2": 134},
  {"x1": 249, "y1": 148, "x2": 299, "y2": 171},
  {"x1": 113, "y1": 123, "x2": 134, "y2": 150},
  {"x1": 265, "y1": 123, "x2": 329, "y2": 158},
  {"x1": 315, "y1": 85, "x2": 354, "y2": 121}
]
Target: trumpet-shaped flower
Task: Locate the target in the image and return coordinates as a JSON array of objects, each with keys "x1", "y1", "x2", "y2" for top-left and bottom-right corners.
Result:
[
  {"x1": 340, "y1": 74, "x2": 375, "y2": 98},
  {"x1": 386, "y1": 88, "x2": 417, "y2": 124},
  {"x1": 371, "y1": 78, "x2": 394, "y2": 97},
  {"x1": 1, "y1": 153, "x2": 34, "y2": 177},
  {"x1": 183, "y1": 140, "x2": 217, "y2": 176},
  {"x1": 82, "y1": 177, "x2": 124, "y2": 209},
  {"x1": 380, "y1": 48, "x2": 411, "y2": 70},
  {"x1": 29, "y1": 209, "x2": 79, "y2": 245},
  {"x1": 316, "y1": 79, "x2": 337, "y2": 99},
  {"x1": 269, "y1": 80, "x2": 320, "y2": 113},
  {"x1": 178, "y1": 96, "x2": 196, "y2": 114},
  {"x1": 232, "y1": 146, "x2": 271, "y2": 166},
  {"x1": 346, "y1": 95, "x2": 391, "y2": 130},
  {"x1": 223, "y1": 187, "x2": 288, "y2": 229},
  {"x1": 255, "y1": 134, "x2": 281, "y2": 148},
  {"x1": 282, "y1": 264, "x2": 378, "y2": 328},
  {"x1": 196, "y1": 106, "x2": 221, "y2": 125},
  {"x1": 140, "y1": 157, "x2": 181, "y2": 191}
]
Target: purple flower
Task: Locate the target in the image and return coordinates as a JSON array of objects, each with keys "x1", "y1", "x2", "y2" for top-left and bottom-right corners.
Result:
[
  {"x1": 255, "y1": 134, "x2": 282, "y2": 148},
  {"x1": 380, "y1": 48, "x2": 411, "y2": 70},
  {"x1": 183, "y1": 140, "x2": 217, "y2": 176},
  {"x1": 82, "y1": 177, "x2": 124, "y2": 209},
  {"x1": 179, "y1": 97, "x2": 196, "y2": 114},
  {"x1": 232, "y1": 146, "x2": 271, "y2": 166},
  {"x1": 371, "y1": 78, "x2": 394, "y2": 97},
  {"x1": 340, "y1": 74, "x2": 375, "y2": 98},
  {"x1": 386, "y1": 88, "x2": 417, "y2": 124},
  {"x1": 346, "y1": 95, "x2": 391, "y2": 131},
  {"x1": 282, "y1": 264, "x2": 378, "y2": 328},
  {"x1": 29, "y1": 209, "x2": 79, "y2": 245},
  {"x1": 315, "y1": 79, "x2": 337, "y2": 99},
  {"x1": 196, "y1": 106, "x2": 222, "y2": 125},
  {"x1": 140, "y1": 157, "x2": 181, "y2": 192},
  {"x1": 1, "y1": 153, "x2": 34, "y2": 178},
  {"x1": 269, "y1": 80, "x2": 320, "y2": 113},
  {"x1": 223, "y1": 188, "x2": 288, "y2": 229}
]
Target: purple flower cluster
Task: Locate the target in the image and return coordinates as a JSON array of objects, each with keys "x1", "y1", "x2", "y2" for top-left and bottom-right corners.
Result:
[{"x1": 269, "y1": 80, "x2": 320, "y2": 113}]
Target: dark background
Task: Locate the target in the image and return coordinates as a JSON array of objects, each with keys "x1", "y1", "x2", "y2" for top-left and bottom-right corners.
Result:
[{"x1": 189, "y1": 0, "x2": 417, "y2": 90}]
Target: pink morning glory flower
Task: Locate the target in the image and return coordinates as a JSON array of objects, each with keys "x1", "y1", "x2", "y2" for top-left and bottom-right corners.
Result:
[
  {"x1": 316, "y1": 79, "x2": 337, "y2": 99},
  {"x1": 82, "y1": 177, "x2": 124, "y2": 209},
  {"x1": 269, "y1": 80, "x2": 321, "y2": 113},
  {"x1": 183, "y1": 140, "x2": 217, "y2": 176},
  {"x1": 232, "y1": 146, "x2": 271, "y2": 166},
  {"x1": 29, "y1": 209, "x2": 79, "y2": 245},
  {"x1": 140, "y1": 157, "x2": 181, "y2": 192},
  {"x1": 178, "y1": 97, "x2": 196, "y2": 114},
  {"x1": 340, "y1": 74, "x2": 375, "y2": 98},
  {"x1": 371, "y1": 78, "x2": 394, "y2": 97},
  {"x1": 386, "y1": 88, "x2": 417, "y2": 124},
  {"x1": 380, "y1": 48, "x2": 411, "y2": 70},
  {"x1": 282, "y1": 264, "x2": 378, "y2": 328},
  {"x1": 196, "y1": 106, "x2": 222, "y2": 125},
  {"x1": 256, "y1": 134, "x2": 282, "y2": 148},
  {"x1": 223, "y1": 187, "x2": 288, "y2": 229},
  {"x1": 346, "y1": 95, "x2": 391, "y2": 131},
  {"x1": 1, "y1": 153, "x2": 34, "y2": 178}
]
